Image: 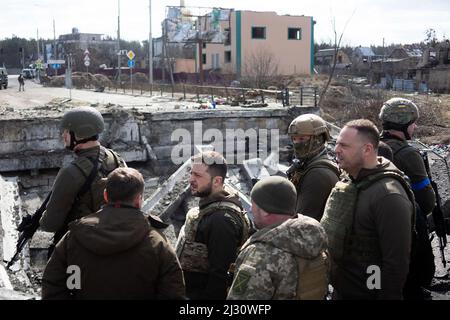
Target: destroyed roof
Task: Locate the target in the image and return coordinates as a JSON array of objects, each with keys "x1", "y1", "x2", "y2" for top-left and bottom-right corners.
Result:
[
  {"x1": 405, "y1": 48, "x2": 423, "y2": 57},
  {"x1": 354, "y1": 47, "x2": 375, "y2": 57}
]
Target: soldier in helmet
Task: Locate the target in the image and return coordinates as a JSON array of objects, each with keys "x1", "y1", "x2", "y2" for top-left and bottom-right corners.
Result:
[
  {"x1": 286, "y1": 114, "x2": 340, "y2": 221},
  {"x1": 227, "y1": 176, "x2": 329, "y2": 300},
  {"x1": 40, "y1": 106, "x2": 126, "y2": 248},
  {"x1": 379, "y1": 98, "x2": 436, "y2": 300}
]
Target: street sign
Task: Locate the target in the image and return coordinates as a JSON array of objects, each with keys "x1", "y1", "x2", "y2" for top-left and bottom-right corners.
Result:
[
  {"x1": 51, "y1": 64, "x2": 61, "y2": 69},
  {"x1": 127, "y1": 60, "x2": 135, "y2": 68},
  {"x1": 84, "y1": 60, "x2": 90, "y2": 67},
  {"x1": 117, "y1": 49, "x2": 128, "y2": 55},
  {"x1": 48, "y1": 59, "x2": 65, "y2": 65},
  {"x1": 127, "y1": 50, "x2": 135, "y2": 60},
  {"x1": 84, "y1": 49, "x2": 90, "y2": 55},
  {"x1": 84, "y1": 55, "x2": 90, "y2": 62}
]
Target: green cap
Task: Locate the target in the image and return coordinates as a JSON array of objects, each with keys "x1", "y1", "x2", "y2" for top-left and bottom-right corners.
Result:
[{"x1": 251, "y1": 176, "x2": 297, "y2": 215}]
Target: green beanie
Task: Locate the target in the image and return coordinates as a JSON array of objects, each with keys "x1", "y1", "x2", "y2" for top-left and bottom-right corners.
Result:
[{"x1": 250, "y1": 176, "x2": 297, "y2": 215}]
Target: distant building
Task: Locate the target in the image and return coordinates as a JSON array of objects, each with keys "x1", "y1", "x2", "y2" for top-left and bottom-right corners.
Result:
[
  {"x1": 353, "y1": 46, "x2": 376, "y2": 63},
  {"x1": 200, "y1": 10, "x2": 315, "y2": 76},
  {"x1": 315, "y1": 48, "x2": 351, "y2": 73},
  {"x1": 389, "y1": 47, "x2": 422, "y2": 61},
  {"x1": 58, "y1": 28, "x2": 116, "y2": 51}
]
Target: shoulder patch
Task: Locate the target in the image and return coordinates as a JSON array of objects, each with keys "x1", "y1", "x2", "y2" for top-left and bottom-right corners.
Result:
[{"x1": 231, "y1": 267, "x2": 253, "y2": 296}]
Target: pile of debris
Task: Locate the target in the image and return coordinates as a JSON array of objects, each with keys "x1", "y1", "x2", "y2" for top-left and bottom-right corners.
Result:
[{"x1": 46, "y1": 73, "x2": 112, "y2": 90}]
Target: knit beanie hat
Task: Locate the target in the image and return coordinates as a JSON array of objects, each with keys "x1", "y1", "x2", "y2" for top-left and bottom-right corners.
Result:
[{"x1": 250, "y1": 176, "x2": 297, "y2": 215}]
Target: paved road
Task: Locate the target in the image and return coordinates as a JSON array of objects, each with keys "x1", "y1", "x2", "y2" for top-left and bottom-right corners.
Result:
[{"x1": 0, "y1": 76, "x2": 200, "y2": 110}]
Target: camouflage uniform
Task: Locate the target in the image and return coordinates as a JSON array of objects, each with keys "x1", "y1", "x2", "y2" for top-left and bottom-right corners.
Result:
[{"x1": 227, "y1": 214, "x2": 328, "y2": 300}]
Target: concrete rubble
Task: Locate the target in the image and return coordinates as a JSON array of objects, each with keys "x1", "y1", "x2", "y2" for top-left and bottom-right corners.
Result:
[{"x1": 0, "y1": 88, "x2": 449, "y2": 300}]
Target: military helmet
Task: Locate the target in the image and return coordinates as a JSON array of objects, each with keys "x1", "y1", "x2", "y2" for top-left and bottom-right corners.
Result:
[
  {"x1": 60, "y1": 106, "x2": 104, "y2": 138},
  {"x1": 379, "y1": 98, "x2": 419, "y2": 125},
  {"x1": 288, "y1": 114, "x2": 331, "y2": 140}
]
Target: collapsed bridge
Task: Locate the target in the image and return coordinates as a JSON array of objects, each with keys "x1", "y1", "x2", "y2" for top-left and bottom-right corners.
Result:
[{"x1": 1, "y1": 102, "x2": 449, "y2": 299}]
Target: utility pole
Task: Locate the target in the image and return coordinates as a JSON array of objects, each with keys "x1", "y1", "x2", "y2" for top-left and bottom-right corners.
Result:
[
  {"x1": 148, "y1": 0, "x2": 153, "y2": 88},
  {"x1": 53, "y1": 19, "x2": 57, "y2": 76},
  {"x1": 37, "y1": 28, "x2": 40, "y2": 60},
  {"x1": 162, "y1": 18, "x2": 166, "y2": 82},
  {"x1": 117, "y1": 0, "x2": 121, "y2": 85},
  {"x1": 37, "y1": 28, "x2": 40, "y2": 82}
]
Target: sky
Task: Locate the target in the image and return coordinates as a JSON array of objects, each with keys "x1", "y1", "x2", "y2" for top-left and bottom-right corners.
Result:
[{"x1": 2, "y1": 0, "x2": 450, "y2": 47}]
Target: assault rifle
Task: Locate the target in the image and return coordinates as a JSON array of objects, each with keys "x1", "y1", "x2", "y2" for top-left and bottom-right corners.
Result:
[
  {"x1": 421, "y1": 151, "x2": 449, "y2": 267},
  {"x1": 5, "y1": 192, "x2": 52, "y2": 269}
]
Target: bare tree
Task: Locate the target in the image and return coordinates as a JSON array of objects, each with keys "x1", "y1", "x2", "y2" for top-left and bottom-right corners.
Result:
[
  {"x1": 425, "y1": 28, "x2": 438, "y2": 47},
  {"x1": 318, "y1": 9, "x2": 356, "y2": 107},
  {"x1": 242, "y1": 46, "x2": 279, "y2": 88}
]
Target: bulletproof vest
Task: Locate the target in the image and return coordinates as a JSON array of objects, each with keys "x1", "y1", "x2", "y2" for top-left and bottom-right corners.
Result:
[
  {"x1": 66, "y1": 147, "x2": 126, "y2": 227},
  {"x1": 176, "y1": 201, "x2": 250, "y2": 274},
  {"x1": 321, "y1": 170, "x2": 415, "y2": 264},
  {"x1": 289, "y1": 156, "x2": 340, "y2": 189},
  {"x1": 382, "y1": 138, "x2": 411, "y2": 160},
  {"x1": 295, "y1": 251, "x2": 329, "y2": 300}
]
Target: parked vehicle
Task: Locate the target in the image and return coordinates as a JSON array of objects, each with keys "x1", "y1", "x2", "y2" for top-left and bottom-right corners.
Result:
[
  {"x1": 0, "y1": 67, "x2": 8, "y2": 89},
  {"x1": 22, "y1": 68, "x2": 35, "y2": 79}
]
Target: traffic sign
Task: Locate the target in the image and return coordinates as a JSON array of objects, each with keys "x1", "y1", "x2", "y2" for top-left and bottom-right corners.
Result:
[
  {"x1": 127, "y1": 50, "x2": 135, "y2": 60},
  {"x1": 84, "y1": 55, "x2": 90, "y2": 62},
  {"x1": 51, "y1": 64, "x2": 61, "y2": 69},
  {"x1": 84, "y1": 60, "x2": 90, "y2": 67},
  {"x1": 84, "y1": 49, "x2": 90, "y2": 55},
  {"x1": 48, "y1": 59, "x2": 65, "y2": 65},
  {"x1": 127, "y1": 60, "x2": 135, "y2": 68}
]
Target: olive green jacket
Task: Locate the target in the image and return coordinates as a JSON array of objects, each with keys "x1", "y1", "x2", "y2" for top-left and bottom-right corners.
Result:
[{"x1": 330, "y1": 158, "x2": 413, "y2": 300}]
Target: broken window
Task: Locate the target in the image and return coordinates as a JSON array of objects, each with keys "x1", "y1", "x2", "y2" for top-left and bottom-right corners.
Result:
[
  {"x1": 225, "y1": 51, "x2": 231, "y2": 63},
  {"x1": 225, "y1": 28, "x2": 231, "y2": 46},
  {"x1": 252, "y1": 27, "x2": 266, "y2": 39},
  {"x1": 288, "y1": 28, "x2": 302, "y2": 40}
]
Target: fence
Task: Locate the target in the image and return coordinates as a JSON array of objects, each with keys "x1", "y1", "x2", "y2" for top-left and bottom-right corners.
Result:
[
  {"x1": 280, "y1": 86, "x2": 319, "y2": 107},
  {"x1": 97, "y1": 81, "x2": 287, "y2": 105}
]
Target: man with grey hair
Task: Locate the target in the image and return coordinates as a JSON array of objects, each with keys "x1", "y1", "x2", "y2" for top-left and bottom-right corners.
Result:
[{"x1": 227, "y1": 176, "x2": 329, "y2": 300}]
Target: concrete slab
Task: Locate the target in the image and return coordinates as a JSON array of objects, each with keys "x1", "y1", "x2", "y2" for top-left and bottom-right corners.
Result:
[
  {"x1": 0, "y1": 288, "x2": 36, "y2": 300},
  {"x1": 0, "y1": 176, "x2": 21, "y2": 267},
  {"x1": 241, "y1": 158, "x2": 271, "y2": 186}
]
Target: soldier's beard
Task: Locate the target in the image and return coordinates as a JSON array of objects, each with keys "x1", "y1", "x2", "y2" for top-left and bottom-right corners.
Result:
[{"x1": 191, "y1": 181, "x2": 213, "y2": 198}]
